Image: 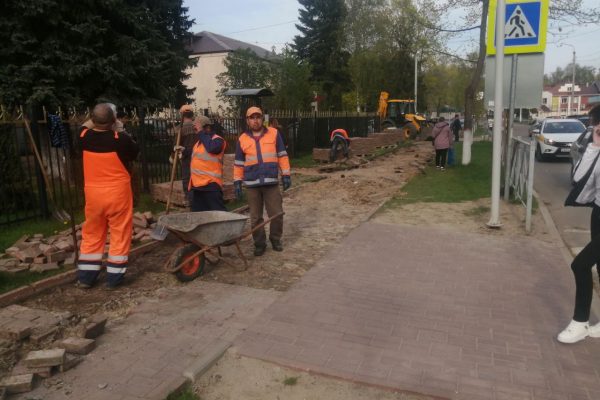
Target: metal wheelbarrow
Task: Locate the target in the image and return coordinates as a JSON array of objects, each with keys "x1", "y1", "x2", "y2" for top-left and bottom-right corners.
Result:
[{"x1": 159, "y1": 210, "x2": 284, "y2": 282}]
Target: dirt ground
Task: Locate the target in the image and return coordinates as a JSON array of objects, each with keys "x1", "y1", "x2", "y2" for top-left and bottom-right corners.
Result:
[{"x1": 193, "y1": 350, "x2": 436, "y2": 400}]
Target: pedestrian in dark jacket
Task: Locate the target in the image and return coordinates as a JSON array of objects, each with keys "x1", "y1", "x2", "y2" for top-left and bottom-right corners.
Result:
[
  {"x1": 431, "y1": 117, "x2": 453, "y2": 170},
  {"x1": 558, "y1": 104, "x2": 600, "y2": 344},
  {"x1": 450, "y1": 114, "x2": 462, "y2": 142}
]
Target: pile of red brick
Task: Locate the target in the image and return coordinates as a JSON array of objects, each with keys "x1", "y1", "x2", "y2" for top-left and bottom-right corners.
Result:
[
  {"x1": 0, "y1": 211, "x2": 158, "y2": 275},
  {"x1": 0, "y1": 305, "x2": 107, "y2": 395},
  {"x1": 312, "y1": 131, "x2": 405, "y2": 162}
]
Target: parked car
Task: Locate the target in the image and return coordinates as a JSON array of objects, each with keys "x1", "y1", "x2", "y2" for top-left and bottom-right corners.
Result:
[
  {"x1": 567, "y1": 114, "x2": 591, "y2": 127},
  {"x1": 570, "y1": 126, "x2": 593, "y2": 180},
  {"x1": 533, "y1": 118, "x2": 587, "y2": 161}
]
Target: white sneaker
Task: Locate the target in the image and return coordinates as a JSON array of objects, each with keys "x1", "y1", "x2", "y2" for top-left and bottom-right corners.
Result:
[
  {"x1": 589, "y1": 322, "x2": 600, "y2": 338},
  {"x1": 557, "y1": 320, "x2": 589, "y2": 344}
]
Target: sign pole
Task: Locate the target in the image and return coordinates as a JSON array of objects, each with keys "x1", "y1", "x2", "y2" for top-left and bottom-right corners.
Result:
[
  {"x1": 504, "y1": 54, "x2": 518, "y2": 202},
  {"x1": 488, "y1": 0, "x2": 505, "y2": 228}
]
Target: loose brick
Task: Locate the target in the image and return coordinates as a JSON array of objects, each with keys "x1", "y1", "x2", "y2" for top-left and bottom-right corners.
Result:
[
  {"x1": 33, "y1": 256, "x2": 47, "y2": 264},
  {"x1": 81, "y1": 314, "x2": 107, "y2": 339},
  {"x1": 29, "y1": 262, "x2": 59, "y2": 273},
  {"x1": 28, "y1": 365, "x2": 53, "y2": 379},
  {"x1": 23, "y1": 348, "x2": 66, "y2": 368},
  {"x1": 4, "y1": 264, "x2": 29, "y2": 273},
  {"x1": 29, "y1": 326, "x2": 59, "y2": 345},
  {"x1": 143, "y1": 211, "x2": 154, "y2": 221},
  {"x1": 0, "y1": 320, "x2": 32, "y2": 341},
  {"x1": 54, "y1": 241, "x2": 73, "y2": 252},
  {"x1": 60, "y1": 354, "x2": 82, "y2": 372},
  {"x1": 47, "y1": 250, "x2": 67, "y2": 263},
  {"x1": 15, "y1": 245, "x2": 41, "y2": 262},
  {"x1": 0, "y1": 374, "x2": 34, "y2": 394},
  {"x1": 58, "y1": 337, "x2": 95, "y2": 355}
]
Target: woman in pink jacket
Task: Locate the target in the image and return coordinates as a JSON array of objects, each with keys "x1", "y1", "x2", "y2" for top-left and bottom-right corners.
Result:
[{"x1": 432, "y1": 117, "x2": 454, "y2": 170}]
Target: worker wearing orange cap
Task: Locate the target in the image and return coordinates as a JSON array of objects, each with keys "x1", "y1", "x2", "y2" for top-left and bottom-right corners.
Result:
[
  {"x1": 234, "y1": 106, "x2": 291, "y2": 256},
  {"x1": 173, "y1": 105, "x2": 196, "y2": 204},
  {"x1": 77, "y1": 103, "x2": 138, "y2": 289},
  {"x1": 188, "y1": 115, "x2": 227, "y2": 211}
]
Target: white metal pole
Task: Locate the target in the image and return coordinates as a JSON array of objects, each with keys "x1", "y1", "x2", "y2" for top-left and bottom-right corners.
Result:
[
  {"x1": 488, "y1": 0, "x2": 505, "y2": 228},
  {"x1": 572, "y1": 51, "x2": 576, "y2": 115},
  {"x1": 504, "y1": 54, "x2": 518, "y2": 202}
]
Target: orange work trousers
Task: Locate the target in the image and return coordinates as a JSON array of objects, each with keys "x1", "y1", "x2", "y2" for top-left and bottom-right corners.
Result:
[{"x1": 78, "y1": 183, "x2": 133, "y2": 287}]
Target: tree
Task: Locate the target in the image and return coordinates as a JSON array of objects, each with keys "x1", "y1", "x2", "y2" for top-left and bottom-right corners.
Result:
[
  {"x1": 0, "y1": 0, "x2": 195, "y2": 107},
  {"x1": 293, "y1": 0, "x2": 351, "y2": 109},
  {"x1": 270, "y1": 48, "x2": 314, "y2": 110},
  {"x1": 215, "y1": 49, "x2": 275, "y2": 113},
  {"x1": 545, "y1": 64, "x2": 597, "y2": 86}
]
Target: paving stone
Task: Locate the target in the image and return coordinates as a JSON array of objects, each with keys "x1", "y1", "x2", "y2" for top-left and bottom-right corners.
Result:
[
  {"x1": 4, "y1": 265, "x2": 30, "y2": 273},
  {"x1": 24, "y1": 349, "x2": 66, "y2": 368},
  {"x1": 60, "y1": 354, "x2": 82, "y2": 372},
  {"x1": 0, "y1": 374, "x2": 34, "y2": 394},
  {"x1": 47, "y1": 250, "x2": 67, "y2": 263},
  {"x1": 0, "y1": 320, "x2": 32, "y2": 341},
  {"x1": 29, "y1": 262, "x2": 59, "y2": 273},
  {"x1": 30, "y1": 326, "x2": 59, "y2": 345},
  {"x1": 58, "y1": 337, "x2": 95, "y2": 355},
  {"x1": 80, "y1": 314, "x2": 107, "y2": 339},
  {"x1": 28, "y1": 365, "x2": 54, "y2": 379},
  {"x1": 33, "y1": 256, "x2": 47, "y2": 264}
]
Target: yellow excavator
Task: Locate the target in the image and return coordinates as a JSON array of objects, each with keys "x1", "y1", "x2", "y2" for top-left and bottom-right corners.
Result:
[{"x1": 377, "y1": 91, "x2": 426, "y2": 140}]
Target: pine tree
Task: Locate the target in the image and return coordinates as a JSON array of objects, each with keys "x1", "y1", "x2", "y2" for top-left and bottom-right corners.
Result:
[
  {"x1": 292, "y1": 0, "x2": 351, "y2": 110},
  {"x1": 0, "y1": 0, "x2": 195, "y2": 107}
]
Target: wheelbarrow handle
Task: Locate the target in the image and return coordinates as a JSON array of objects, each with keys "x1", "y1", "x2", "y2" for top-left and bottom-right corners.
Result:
[{"x1": 246, "y1": 211, "x2": 285, "y2": 236}]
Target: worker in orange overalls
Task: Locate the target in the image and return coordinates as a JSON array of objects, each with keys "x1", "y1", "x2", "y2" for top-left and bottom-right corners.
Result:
[
  {"x1": 188, "y1": 115, "x2": 227, "y2": 211},
  {"x1": 77, "y1": 103, "x2": 139, "y2": 289},
  {"x1": 329, "y1": 128, "x2": 351, "y2": 161},
  {"x1": 234, "y1": 106, "x2": 291, "y2": 256}
]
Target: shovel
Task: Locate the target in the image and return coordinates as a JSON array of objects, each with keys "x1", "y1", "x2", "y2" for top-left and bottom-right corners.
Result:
[
  {"x1": 24, "y1": 118, "x2": 71, "y2": 223},
  {"x1": 150, "y1": 126, "x2": 182, "y2": 241}
]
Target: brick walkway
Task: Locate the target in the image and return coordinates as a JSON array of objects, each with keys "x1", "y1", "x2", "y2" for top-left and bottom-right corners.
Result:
[
  {"x1": 236, "y1": 222, "x2": 600, "y2": 400},
  {"x1": 21, "y1": 282, "x2": 278, "y2": 400}
]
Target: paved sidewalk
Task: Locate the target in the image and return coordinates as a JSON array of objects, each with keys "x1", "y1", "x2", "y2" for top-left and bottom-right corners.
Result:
[
  {"x1": 21, "y1": 281, "x2": 279, "y2": 400},
  {"x1": 236, "y1": 222, "x2": 600, "y2": 400}
]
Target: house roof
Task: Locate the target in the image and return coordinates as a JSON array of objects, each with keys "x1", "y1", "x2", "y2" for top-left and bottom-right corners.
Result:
[
  {"x1": 187, "y1": 31, "x2": 273, "y2": 59},
  {"x1": 544, "y1": 81, "x2": 600, "y2": 96}
]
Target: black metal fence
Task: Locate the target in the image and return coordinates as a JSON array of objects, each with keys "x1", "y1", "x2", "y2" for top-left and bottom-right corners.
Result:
[{"x1": 0, "y1": 106, "x2": 379, "y2": 226}]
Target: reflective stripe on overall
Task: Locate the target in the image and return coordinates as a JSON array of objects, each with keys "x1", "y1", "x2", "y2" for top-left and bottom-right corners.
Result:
[{"x1": 188, "y1": 134, "x2": 226, "y2": 189}]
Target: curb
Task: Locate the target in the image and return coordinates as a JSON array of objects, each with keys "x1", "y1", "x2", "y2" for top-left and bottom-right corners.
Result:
[
  {"x1": 0, "y1": 241, "x2": 160, "y2": 308},
  {"x1": 182, "y1": 339, "x2": 231, "y2": 382},
  {"x1": 533, "y1": 189, "x2": 600, "y2": 320}
]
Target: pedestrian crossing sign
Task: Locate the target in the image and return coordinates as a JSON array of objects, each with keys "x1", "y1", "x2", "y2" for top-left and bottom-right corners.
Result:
[{"x1": 487, "y1": 0, "x2": 549, "y2": 55}]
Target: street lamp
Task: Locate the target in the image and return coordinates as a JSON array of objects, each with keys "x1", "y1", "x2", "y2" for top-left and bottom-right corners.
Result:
[{"x1": 559, "y1": 43, "x2": 576, "y2": 116}]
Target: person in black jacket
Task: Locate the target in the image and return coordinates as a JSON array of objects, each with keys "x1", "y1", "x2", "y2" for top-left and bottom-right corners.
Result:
[
  {"x1": 558, "y1": 104, "x2": 600, "y2": 343},
  {"x1": 450, "y1": 114, "x2": 462, "y2": 142}
]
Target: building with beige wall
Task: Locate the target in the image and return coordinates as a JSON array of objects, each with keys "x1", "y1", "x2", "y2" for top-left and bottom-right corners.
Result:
[{"x1": 184, "y1": 31, "x2": 272, "y2": 114}]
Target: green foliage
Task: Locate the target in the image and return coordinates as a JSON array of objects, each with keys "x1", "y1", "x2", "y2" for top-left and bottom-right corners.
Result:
[
  {"x1": 0, "y1": 266, "x2": 69, "y2": 295},
  {"x1": 270, "y1": 48, "x2": 314, "y2": 110},
  {"x1": 385, "y1": 141, "x2": 492, "y2": 207},
  {"x1": 0, "y1": 0, "x2": 195, "y2": 106},
  {"x1": 544, "y1": 64, "x2": 598, "y2": 86},
  {"x1": 293, "y1": 0, "x2": 351, "y2": 110},
  {"x1": 283, "y1": 376, "x2": 299, "y2": 386}
]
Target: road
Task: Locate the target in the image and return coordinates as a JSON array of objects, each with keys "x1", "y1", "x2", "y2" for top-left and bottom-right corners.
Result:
[{"x1": 514, "y1": 123, "x2": 591, "y2": 254}]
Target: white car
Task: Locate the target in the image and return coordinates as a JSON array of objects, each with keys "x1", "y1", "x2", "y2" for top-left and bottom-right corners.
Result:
[{"x1": 532, "y1": 118, "x2": 587, "y2": 161}]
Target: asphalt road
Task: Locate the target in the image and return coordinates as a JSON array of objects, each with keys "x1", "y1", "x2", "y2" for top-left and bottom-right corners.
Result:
[{"x1": 514, "y1": 123, "x2": 591, "y2": 254}]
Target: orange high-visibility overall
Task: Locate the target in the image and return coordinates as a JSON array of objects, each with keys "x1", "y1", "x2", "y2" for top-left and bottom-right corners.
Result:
[{"x1": 78, "y1": 128, "x2": 133, "y2": 287}]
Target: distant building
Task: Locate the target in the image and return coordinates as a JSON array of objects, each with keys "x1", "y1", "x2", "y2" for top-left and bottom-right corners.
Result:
[
  {"x1": 184, "y1": 31, "x2": 273, "y2": 114},
  {"x1": 539, "y1": 81, "x2": 600, "y2": 117}
]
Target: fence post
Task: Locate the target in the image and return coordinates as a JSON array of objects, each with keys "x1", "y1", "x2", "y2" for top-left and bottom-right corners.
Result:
[
  {"x1": 137, "y1": 109, "x2": 150, "y2": 192},
  {"x1": 27, "y1": 105, "x2": 50, "y2": 218}
]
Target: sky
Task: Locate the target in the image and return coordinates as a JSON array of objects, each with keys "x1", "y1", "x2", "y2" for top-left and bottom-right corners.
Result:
[{"x1": 184, "y1": 0, "x2": 600, "y2": 75}]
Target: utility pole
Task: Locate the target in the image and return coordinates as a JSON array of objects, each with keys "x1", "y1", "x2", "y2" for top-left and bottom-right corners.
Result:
[
  {"x1": 572, "y1": 50, "x2": 576, "y2": 115},
  {"x1": 414, "y1": 53, "x2": 418, "y2": 113}
]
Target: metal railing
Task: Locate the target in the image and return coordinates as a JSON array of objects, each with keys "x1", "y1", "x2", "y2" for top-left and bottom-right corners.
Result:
[
  {"x1": 506, "y1": 136, "x2": 536, "y2": 232},
  {"x1": 0, "y1": 106, "x2": 379, "y2": 225}
]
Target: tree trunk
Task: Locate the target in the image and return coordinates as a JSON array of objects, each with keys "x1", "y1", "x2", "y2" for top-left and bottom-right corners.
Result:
[{"x1": 462, "y1": 0, "x2": 489, "y2": 165}]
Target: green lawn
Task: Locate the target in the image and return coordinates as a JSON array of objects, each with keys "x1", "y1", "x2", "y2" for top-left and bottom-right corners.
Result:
[
  {"x1": 385, "y1": 141, "x2": 492, "y2": 208},
  {"x1": 290, "y1": 152, "x2": 318, "y2": 168}
]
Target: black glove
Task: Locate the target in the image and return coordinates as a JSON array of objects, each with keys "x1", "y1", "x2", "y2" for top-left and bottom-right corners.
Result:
[
  {"x1": 234, "y1": 181, "x2": 243, "y2": 200},
  {"x1": 282, "y1": 175, "x2": 291, "y2": 191}
]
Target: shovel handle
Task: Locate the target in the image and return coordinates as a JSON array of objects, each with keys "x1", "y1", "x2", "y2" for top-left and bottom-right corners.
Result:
[{"x1": 166, "y1": 126, "x2": 183, "y2": 214}]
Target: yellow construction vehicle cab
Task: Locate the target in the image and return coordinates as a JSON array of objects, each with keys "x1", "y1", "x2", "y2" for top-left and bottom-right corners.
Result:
[{"x1": 378, "y1": 91, "x2": 426, "y2": 139}]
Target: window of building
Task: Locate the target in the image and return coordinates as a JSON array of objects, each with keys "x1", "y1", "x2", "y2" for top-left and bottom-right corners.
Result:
[
  {"x1": 561, "y1": 97, "x2": 568, "y2": 104},
  {"x1": 542, "y1": 98, "x2": 548, "y2": 105}
]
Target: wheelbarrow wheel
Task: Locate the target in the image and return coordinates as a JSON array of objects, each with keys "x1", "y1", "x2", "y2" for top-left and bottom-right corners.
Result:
[{"x1": 173, "y1": 244, "x2": 206, "y2": 282}]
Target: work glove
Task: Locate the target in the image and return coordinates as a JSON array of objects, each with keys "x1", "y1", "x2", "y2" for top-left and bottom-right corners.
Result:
[
  {"x1": 234, "y1": 181, "x2": 243, "y2": 200},
  {"x1": 173, "y1": 145, "x2": 185, "y2": 153},
  {"x1": 282, "y1": 175, "x2": 291, "y2": 191}
]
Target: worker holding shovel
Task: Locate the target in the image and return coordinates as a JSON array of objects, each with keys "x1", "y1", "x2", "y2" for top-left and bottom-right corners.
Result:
[{"x1": 77, "y1": 103, "x2": 138, "y2": 289}]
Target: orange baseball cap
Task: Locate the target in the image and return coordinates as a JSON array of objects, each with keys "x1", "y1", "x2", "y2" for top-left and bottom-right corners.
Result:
[
  {"x1": 180, "y1": 104, "x2": 193, "y2": 113},
  {"x1": 246, "y1": 106, "x2": 263, "y2": 118}
]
